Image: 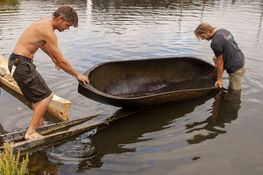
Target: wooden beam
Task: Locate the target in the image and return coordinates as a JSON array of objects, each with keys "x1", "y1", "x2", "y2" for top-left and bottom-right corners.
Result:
[
  {"x1": 0, "y1": 110, "x2": 142, "y2": 154},
  {"x1": 0, "y1": 115, "x2": 98, "y2": 144},
  {"x1": 0, "y1": 56, "x2": 71, "y2": 121}
]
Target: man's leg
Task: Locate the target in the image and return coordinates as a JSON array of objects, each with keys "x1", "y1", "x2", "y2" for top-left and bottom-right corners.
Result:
[
  {"x1": 32, "y1": 102, "x2": 44, "y2": 127},
  {"x1": 229, "y1": 67, "x2": 246, "y2": 91},
  {"x1": 25, "y1": 93, "x2": 53, "y2": 140}
]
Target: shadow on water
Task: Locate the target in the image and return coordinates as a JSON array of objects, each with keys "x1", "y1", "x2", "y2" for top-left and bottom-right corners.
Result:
[
  {"x1": 25, "y1": 91, "x2": 241, "y2": 174},
  {"x1": 186, "y1": 89, "x2": 241, "y2": 144},
  {"x1": 18, "y1": 90, "x2": 241, "y2": 174},
  {"x1": 73, "y1": 93, "x2": 217, "y2": 170},
  {"x1": 76, "y1": 90, "x2": 241, "y2": 171},
  {"x1": 26, "y1": 93, "x2": 214, "y2": 174}
]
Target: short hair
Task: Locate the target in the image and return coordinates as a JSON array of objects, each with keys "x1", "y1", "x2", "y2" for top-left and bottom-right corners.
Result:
[
  {"x1": 194, "y1": 23, "x2": 215, "y2": 39},
  {"x1": 53, "y1": 5, "x2": 78, "y2": 27}
]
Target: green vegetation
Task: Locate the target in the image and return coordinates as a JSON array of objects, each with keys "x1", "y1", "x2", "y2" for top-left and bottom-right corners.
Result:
[{"x1": 0, "y1": 143, "x2": 29, "y2": 175}]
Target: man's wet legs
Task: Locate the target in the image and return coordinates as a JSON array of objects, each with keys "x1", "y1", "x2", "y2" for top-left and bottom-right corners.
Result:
[{"x1": 25, "y1": 93, "x2": 53, "y2": 140}]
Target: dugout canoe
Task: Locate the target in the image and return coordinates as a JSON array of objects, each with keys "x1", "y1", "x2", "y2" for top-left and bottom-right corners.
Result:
[{"x1": 78, "y1": 57, "x2": 218, "y2": 108}]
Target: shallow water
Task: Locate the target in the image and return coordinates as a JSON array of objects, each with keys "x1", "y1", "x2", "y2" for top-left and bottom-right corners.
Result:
[{"x1": 1, "y1": 0, "x2": 263, "y2": 174}]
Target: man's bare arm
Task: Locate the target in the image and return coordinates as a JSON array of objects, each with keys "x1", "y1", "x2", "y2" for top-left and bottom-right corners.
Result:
[
  {"x1": 40, "y1": 44, "x2": 61, "y2": 70},
  {"x1": 44, "y1": 31, "x2": 89, "y2": 84},
  {"x1": 214, "y1": 55, "x2": 224, "y2": 88}
]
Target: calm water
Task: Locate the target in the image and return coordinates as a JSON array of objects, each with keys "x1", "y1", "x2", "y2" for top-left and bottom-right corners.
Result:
[{"x1": 1, "y1": 0, "x2": 263, "y2": 174}]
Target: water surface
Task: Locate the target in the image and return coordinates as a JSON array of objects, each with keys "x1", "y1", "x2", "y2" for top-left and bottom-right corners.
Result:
[{"x1": 1, "y1": 0, "x2": 263, "y2": 174}]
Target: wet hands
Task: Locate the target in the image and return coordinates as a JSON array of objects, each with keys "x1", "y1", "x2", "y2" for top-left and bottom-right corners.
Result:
[
  {"x1": 215, "y1": 79, "x2": 223, "y2": 88},
  {"x1": 77, "y1": 74, "x2": 89, "y2": 85}
]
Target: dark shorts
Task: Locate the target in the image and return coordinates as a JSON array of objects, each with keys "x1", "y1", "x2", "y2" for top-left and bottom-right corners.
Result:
[{"x1": 8, "y1": 53, "x2": 52, "y2": 103}]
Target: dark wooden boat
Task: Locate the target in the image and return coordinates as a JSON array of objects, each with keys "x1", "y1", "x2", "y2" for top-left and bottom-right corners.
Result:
[{"x1": 78, "y1": 57, "x2": 218, "y2": 108}]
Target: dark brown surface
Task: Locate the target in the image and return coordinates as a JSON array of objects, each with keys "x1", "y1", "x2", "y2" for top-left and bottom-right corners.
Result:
[{"x1": 78, "y1": 57, "x2": 218, "y2": 108}]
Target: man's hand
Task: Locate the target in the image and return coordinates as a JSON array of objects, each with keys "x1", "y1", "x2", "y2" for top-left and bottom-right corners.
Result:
[
  {"x1": 215, "y1": 79, "x2": 223, "y2": 88},
  {"x1": 77, "y1": 74, "x2": 89, "y2": 85}
]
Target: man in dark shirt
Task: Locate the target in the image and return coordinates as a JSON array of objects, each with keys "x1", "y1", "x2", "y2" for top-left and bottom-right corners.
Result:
[{"x1": 194, "y1": 22, "x2": 245, "y2": 91}]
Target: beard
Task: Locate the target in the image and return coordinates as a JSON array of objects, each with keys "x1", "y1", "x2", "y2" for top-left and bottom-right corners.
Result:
[{"x1": 57, "y1": 23, "x2": 65, "y2": 32}]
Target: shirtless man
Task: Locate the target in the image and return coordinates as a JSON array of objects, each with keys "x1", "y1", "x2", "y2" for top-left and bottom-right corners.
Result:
[{"x1": 8, "y1": 5, "x2": 89, "y2": 140}]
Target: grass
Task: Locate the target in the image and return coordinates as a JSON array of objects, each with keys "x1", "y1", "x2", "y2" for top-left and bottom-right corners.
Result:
[{"x1": 0, "y1": 143, "x2": 29, "y2": 175}]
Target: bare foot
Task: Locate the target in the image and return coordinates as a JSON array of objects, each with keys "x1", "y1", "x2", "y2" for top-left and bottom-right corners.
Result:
[{"x1": 24, "y1": 132, "x2": 44, "y2": 141}]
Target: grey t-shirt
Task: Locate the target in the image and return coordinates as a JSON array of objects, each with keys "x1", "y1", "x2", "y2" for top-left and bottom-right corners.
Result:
[{"x1": 210, "y1": 29, "x2": 244, "y2": 74}]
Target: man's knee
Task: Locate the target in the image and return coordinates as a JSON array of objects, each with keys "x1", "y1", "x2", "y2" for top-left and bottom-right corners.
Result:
[
  {"x1": 48, "y1": 93, "x2": 54, "y2": 100},
  {"x1": 42, "y1": 93, "x2": 54, "y2": 103}
]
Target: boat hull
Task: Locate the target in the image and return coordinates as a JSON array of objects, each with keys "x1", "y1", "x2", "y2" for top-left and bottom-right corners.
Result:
[{"x1": 78, "y1": 57, "x2": 218, "y2": 108}]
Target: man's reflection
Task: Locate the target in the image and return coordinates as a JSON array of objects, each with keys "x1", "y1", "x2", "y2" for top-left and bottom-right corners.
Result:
[{"x1": 186, "y1": 89, "x2": 241, "y2": 144}]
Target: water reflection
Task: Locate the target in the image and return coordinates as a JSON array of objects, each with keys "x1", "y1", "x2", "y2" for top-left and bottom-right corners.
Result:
[
  {"x1": 0, "y1": 0, "x2": 19, "y2": 6},
  {"x1": 77, "y1": 94, "x2": 215, "y2": 170},
  {"x1": 199, "y1": 0, "x2": 209, "y2": 22},
  {"x1": 92, "y1": 0, "x2": 194, "y2": 8},
  {"x1": 28, "y1": 151, "x2": 58, "y2": 175},
  {"x1": 256, "y1": 3, "x2": 263, "y2": 42},
  {"x1": 25, "y1": 94, "x2": 214, "y2": 173},
  {"x1": 0, "y1": 0, "x2": 263, "y2": 174},
  {"x1": 186, "y1": 89, "x2": 241, "y2": 144}
]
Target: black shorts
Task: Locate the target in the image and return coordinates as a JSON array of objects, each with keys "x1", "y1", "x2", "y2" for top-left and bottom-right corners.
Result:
[{"x1": 8, "y1": 53, "x2": 52, "y2": 103}]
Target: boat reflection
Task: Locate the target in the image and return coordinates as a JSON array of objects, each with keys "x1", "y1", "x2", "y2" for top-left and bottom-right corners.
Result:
[
  {"x1": 26, "y1": 89, "x2": 242, "y2": 173},
  {"x1": 26, "y1": 93, "x2": 214, "y2": 173},
  {"x1": 77, "y1": 93, "x2": 217, "y2": 169},
  {"x1": 77, "y1": 90, "x2": 241, "y2": 170},
  {"x1": 186, "y1": 89, "x2": 241, "y2": 144}
]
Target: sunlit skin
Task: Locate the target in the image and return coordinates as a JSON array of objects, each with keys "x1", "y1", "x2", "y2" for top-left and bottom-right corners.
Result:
[
  {"x1": 12, "y1": 14, "x2": 89, "y2": 140},
  {"x1": 198, "y1": 30, "x2": 224, "y2": 89}
]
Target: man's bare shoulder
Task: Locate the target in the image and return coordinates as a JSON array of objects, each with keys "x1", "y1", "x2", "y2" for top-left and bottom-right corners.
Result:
[
  {"x1": 31, "y1": 17, "x2": 53, "y2": 32},
  {"x1": 27, "y1": 17, "x2": 56, "y2": 41}
]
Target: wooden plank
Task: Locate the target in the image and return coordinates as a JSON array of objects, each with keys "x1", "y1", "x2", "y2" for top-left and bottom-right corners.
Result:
[
  {"x1": 0, "y1": 56, "x2": 71, "y2": 121},
  {"x1": 0, "y1": 115, "x2": 98, "y2": 144},
  {"x1": 0, "y1": 110, "x2": 142, "y2": 154}
]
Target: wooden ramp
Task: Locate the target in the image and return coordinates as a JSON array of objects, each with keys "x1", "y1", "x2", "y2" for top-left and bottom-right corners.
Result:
[
  {"x1": 0, "y1": 110, "x2": 140, "y2": 154},
  {"x1": 0, "y1": 56, "x2": 71, "y2": 121}
]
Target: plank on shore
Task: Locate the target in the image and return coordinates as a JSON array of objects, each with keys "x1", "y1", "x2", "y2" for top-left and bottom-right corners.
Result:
[{"x1": 0, "y1": 56, "x2": 71, "y2": 121}]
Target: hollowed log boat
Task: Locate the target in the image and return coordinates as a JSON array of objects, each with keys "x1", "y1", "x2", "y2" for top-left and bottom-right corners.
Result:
[{"x1": 78, "y1": 57, "x2": 218, "y2": 108}]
